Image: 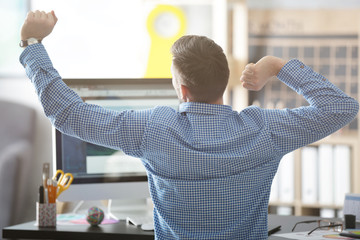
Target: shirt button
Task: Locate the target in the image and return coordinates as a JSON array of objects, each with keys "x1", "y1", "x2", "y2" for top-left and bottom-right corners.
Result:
[
  {"x1": 322, "y1": 78, "x2": 327, "y2": 81},
  {"x1": 300, "y1": 65, "x2": 304, "y2": 69}
]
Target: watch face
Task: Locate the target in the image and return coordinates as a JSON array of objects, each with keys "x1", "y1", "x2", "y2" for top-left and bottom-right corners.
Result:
[{"x1": 28, "y1": 38, "x2": 38, "y2": 44}]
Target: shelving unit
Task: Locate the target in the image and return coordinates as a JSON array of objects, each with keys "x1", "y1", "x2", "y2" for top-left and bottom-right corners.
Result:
[
  {"x1": 245, "y1": 8, "x2": 360, "y2": 217},
  {"x1": 269, "y1": 136, "x2": 359, "y2": 217}
]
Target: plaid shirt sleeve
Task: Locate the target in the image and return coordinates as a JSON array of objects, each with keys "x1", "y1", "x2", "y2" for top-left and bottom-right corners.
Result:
[
  {"x1": 266, "y1": 59, "x2": 359, "y2": 154},
  {"x1": 19, "y1": 43, "x2": 149, "y2": 157}
]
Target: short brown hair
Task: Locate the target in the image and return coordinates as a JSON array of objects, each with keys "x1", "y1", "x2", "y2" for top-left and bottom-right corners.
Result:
[{"x1": 171, "y1": 35, "x2": 229, "y2": 103}]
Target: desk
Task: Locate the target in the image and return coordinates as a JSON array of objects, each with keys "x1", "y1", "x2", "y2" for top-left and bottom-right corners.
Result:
[
  {"x1": 3, "y1": 219, "x2": 154, "y2": 240},
  {"x1": 269, "y1": 215, "x2": 339, "y2": 240},
  {"x1": 2, "y1": 214, "x2": 353, "y2": 240}
]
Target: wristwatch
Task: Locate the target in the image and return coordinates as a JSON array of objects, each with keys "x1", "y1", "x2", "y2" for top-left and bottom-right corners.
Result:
[{"x1": 19, "y1": 38, "x2": 42, "y2": 48}]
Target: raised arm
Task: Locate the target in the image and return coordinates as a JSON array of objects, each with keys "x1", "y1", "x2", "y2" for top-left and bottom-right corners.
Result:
[
  {"x1": 19, "y1": 11, "x2": 148, "y2": 157},
  {"x1": 240, "y1": 56, "x2": 359, "y2": 154}
]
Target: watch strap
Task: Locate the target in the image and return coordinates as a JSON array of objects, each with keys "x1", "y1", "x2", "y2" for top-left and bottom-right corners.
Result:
[{"x1": 19, "y1": 38, "x2": 42, "y2": 48}]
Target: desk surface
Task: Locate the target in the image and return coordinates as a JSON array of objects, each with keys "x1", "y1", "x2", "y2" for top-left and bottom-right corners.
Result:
[
  {"x1": 3, "y1": 219, "x2": 154, "y2": 240},
  {"x1": 268, "y1": 214, "x2": 332, "y2": 240},
  {"x1": 2, "y1": 214, "x2": 346, "y2": 240}
]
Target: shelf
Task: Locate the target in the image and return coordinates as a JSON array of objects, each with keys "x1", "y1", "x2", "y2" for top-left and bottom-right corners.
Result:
[
  {"x1": 248, "y1": 8, "x2": 360, "y2": 218},
  {"x1": 312, "y1": 133, "x2": 358, "y2": 146}
]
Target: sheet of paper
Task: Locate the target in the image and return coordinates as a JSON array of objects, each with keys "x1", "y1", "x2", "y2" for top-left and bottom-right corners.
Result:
[
  {"x1": 274, "y1": 231, "x2": 351, "y2": 239},
  {"x1": 56, "y1": 213, "x2": 119, "y2": 225}
]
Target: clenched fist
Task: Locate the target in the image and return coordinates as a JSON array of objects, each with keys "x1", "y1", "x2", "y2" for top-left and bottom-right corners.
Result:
[
  {"x1": 21, "y1": 10, "x2": 58, "y2": 41},
  {"x1": 240, "y1": 56, "x2": 286, "y2": 91}
]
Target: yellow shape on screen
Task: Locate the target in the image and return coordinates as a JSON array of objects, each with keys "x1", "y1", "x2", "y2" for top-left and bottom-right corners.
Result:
[{"x1": 145, "y1": 5, "x2": 186, "y2": 78}]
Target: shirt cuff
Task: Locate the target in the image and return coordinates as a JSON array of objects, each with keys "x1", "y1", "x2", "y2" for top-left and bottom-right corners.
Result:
[
  {"x1": 19, "y1": 43, "x2": 53, "y2": 81},
  {"x1": 277, "y1": 59, "x2": 323, "y2": 94}
]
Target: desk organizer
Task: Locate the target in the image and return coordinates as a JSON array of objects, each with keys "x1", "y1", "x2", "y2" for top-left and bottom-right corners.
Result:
[{"x1": 36, "y1": 202, "x2": 56, "y2": 227}]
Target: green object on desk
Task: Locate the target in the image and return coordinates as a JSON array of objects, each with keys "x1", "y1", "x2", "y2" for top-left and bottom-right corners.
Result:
[{"x1": 340, "y1": 230, "x2": 360, "y2": 239}]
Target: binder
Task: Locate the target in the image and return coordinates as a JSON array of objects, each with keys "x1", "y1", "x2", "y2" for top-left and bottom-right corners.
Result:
[
  {"x1": 318, "y1": 144, "x2": 334, "y2": 205},
  {"x1": 334, "y1": 145, "x2": 351, "y2": 206},
  {"x1": 320, "y1": 208, "x2": 335, "y2": 218},
  {"x1": 276, "y1": 206, "x2": 292, "y2": 216},
  {"x1": 301, "y1": 146, "x2": 318, "y2": 204},
  {"x1": 278, "y1": 152, "x2": 295, "y2": 203},
  {"x1": 270, "y1": 169, "x2": 279, "y2": 202}
]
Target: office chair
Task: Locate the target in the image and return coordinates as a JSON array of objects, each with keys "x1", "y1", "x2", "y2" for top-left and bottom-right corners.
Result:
[{"x1": 0, "y1": 99, "x2": 36, "y2": 238}]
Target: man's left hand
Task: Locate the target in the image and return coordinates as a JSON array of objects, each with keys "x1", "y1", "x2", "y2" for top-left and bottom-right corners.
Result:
[{"x1": 21, "y1": 10, "x2": 58, "y2": 41}]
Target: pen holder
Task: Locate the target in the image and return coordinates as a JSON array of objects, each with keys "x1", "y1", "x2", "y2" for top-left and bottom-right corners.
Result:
[{"x1": 36, "y1": 202, "x2": 56, "y2": 227}]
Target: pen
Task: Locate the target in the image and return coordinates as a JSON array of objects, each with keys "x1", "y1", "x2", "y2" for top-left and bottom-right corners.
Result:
[
  {"x1": 39, "y1": 185, "x2": 44, "y2": 203},
  {"x1": 44, "y1": 187, "x2": 49, "y2": 203},
  {"x1": 42, "y1": 163, "x2": 50, "y2": 188},
  {"x1": 339, "y1": 231, "x2": 360, "y2": 239},
  {"x1": 268, "y1": 225, "x2": 281, "y2": 236},
  {"x1": 42, "y1": 163, "x2": 50, "y2": 203}
]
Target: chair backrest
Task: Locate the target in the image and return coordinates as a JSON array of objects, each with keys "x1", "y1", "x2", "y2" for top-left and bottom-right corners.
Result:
[
  {"x1": 0, "y1": 100, "x2": 36, "y2": 237},
  {"x1": 0, "y1": 100, "x2": 36, "y2": 150}
]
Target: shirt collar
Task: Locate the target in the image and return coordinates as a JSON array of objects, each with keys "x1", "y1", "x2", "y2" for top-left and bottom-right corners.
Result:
[{"x1": 179, "y1": 102, "x2": 234, "y2": 116}]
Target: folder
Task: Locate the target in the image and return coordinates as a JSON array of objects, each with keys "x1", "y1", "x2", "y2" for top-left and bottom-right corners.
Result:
[
  {"x1": 318, "y1": 144, "x2": 334, "y2": 205},
  {"x1": 270, "y1": 169, "x2": 279, "y2": 203},
  {"x1": 320, "y1": 208, "x2": 335, "y2": 218},
  {"x1": 276, "y1": 206, "x2": 292, "y2": 216},
  {"x1": 334, "y1": 145, "x2": 351, "y2": 206},
  {"x1": 278, "y1": 152, "x2": 295, "y2": 203},
  {"x1": 301, "y1": 146, "x2": 318, "y2": 204}
]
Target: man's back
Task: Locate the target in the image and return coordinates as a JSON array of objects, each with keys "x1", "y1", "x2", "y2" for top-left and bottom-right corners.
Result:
[{"x1": 140, "y1": 103, "x2": 276, "y2": 239}]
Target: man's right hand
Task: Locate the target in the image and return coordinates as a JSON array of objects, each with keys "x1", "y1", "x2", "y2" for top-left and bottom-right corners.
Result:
[
  {"x1": 21, "y1": 10, "x2": 58, "y2": 41},
  {"x1": 240, "y1": 56, "x2": 287, "y2": 91}
]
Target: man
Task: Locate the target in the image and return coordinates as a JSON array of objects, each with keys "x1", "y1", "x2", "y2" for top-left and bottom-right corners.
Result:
[{"x1": 20, "y1": 11, "x2": 358, "y2": 239}]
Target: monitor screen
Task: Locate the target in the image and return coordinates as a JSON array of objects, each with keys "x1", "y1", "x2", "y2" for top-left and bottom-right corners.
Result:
[{"x1": 53, "y1": 78, "x2": 179, "y2": 201}]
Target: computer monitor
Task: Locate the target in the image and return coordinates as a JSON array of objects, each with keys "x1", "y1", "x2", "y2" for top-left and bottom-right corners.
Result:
[{"x1": 53, "y1": 78, "x2": 179, "y2": 202}]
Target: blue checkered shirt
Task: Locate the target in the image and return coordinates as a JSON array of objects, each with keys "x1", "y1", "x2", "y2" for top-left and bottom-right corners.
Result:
[{"x1": 20, "y1": 44, "x2": 358, "y2": 239}]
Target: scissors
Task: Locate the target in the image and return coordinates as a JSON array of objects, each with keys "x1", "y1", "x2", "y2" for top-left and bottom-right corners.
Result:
[{"x1": 52, "y1": 169, "x2": 74, "y2": 198}]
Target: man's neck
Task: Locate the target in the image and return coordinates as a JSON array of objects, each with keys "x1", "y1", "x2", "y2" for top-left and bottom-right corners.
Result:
[
  {"x1": 182, "y1": 98, "x2": 224, "y2": 105},
  {"x1": 209, "y1": 98, "x2": 223, "y2": 105}
]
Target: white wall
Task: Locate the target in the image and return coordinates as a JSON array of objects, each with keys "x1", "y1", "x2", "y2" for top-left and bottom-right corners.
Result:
[
  {"x1": 247, "y1": 0, "x2": 360, "y2": 9},
  {"x1": 0, "y1": 77, "x2": 53, "y2": 221}
]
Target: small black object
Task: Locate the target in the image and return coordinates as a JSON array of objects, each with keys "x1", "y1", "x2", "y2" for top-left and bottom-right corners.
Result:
[
  {"x1": 39, "y1": 185, "x2": 44, "y2": 203},
  {"x1": 344, "y1": 214, "x2": 356, "y2": 229},
  {"x1": 340, "y1": 231, "x2": 360, "y2": 239},
  {"x1": 268, "y1": 225, "x2": 281, "y2": 236}
]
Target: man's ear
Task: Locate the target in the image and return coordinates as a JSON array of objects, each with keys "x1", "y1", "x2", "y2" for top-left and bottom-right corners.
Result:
[{"x1": 180, "y1": 84, "x2": 192, "y2": 102}]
